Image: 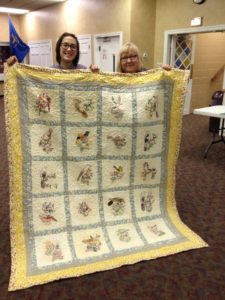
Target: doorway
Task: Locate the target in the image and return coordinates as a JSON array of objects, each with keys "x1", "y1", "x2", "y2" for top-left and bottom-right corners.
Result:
[
  {"x1": 163, "y1": 25, "x2": 225, "y2": 114},
  {"x1": 28, "y1": 39, "x2": 53, "y2": 67},
  {"x1": 93, "y1": 32, "x2": 122, "y2": 72},
  {"x1": 77, "y1": 34, "x2": 92, "y2": 67},
  {"x1": 170, "y1": 34, "x2": 196, "y2": 115}
]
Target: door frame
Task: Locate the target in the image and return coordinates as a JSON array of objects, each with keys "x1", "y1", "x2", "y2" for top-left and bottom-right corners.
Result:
[
  {"x1": 28, "y1": 39, "x2": 53, "y2": 67},
  {"x1": 93, "y1": 31, "x2": 123, "y2": 71},
  {"x1": 77, "y1": 34, "x2": 92, "y2": 66},
  {"x1": 170, "y1": 34, "x2": 196, "y2": 115},
  {"x1": 169, "y1": 34, "x2": 196, "y2": 67},
  {"x1": 163, "y1": 24, "x2": 225, "y2": 114},
  {"x1": 0, "y1": 42, "x2": 10, "y2": 81},
  {"x1": 163, "y1": 24, "x2": 225, "y2": 64}
]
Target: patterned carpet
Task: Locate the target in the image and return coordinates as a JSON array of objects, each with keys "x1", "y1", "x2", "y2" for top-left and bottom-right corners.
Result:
[{"x1": 0, "y1": 96, "x2": 225, "y2": 299}]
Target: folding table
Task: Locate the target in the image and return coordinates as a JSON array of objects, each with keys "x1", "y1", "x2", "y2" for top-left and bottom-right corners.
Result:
[{"x1": 193, "y1": 105, "x2": 225, "y2": 158}]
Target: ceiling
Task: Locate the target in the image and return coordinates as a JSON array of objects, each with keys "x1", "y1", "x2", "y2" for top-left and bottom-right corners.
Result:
[{"x1": 0, "y1": 0, "x2": 65, "y2": 12}]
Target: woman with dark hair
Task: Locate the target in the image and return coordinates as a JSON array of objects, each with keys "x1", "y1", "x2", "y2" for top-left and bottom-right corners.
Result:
[
  {"x1": 52, "y1": 32, "x2": 86, "y2": 69},
  {"x1": 7, "y1": 32, "x2": 98, "y2": 71}
]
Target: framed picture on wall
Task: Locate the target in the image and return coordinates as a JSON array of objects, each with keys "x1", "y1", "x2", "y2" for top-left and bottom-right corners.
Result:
[{"x1": 0, "y1": 42, "x2": 10, "y2": 81}]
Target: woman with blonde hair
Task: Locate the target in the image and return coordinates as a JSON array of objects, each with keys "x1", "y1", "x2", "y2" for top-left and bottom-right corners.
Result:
[
  {"x1": 117, "y1": 42, "x2": 170, "y2": 73},
  {"x1": 117, "y1": 42, "x2": 146, "y2": 73}
]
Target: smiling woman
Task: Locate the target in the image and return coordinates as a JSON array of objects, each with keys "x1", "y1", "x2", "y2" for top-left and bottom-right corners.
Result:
[
  {"x1": 117, "y1": 42, "x2": 147, "y2": 73},
  {"x1": 117, "y1": 42, "x2": 171, "y2": 74},
  {"x1": 52, "y1": 32, "x2": 86, "y2": 69},
  {"x1": 7, "y1": 31, "x2": 100, "y2": 72}
]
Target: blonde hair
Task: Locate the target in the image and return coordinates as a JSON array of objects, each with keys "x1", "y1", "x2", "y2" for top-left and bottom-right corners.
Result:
[{"x1": 117, "y1": 42, "x2": 142, "y2": 72}]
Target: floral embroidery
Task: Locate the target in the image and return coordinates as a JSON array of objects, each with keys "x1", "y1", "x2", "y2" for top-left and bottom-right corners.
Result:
[
  {"x1": 74, "y1": 98, "x2": 94, "y2": 118},
  {"x1": 108, "y1": 197, "x2": 125, "y2": 216},
  {"x1": 39, "y1": 202, "x2": 57, "y2": 224},
  {"x1": 82, "y1": 235, "x2": 101, "y2": 252},
  {"x1": 40, "y1": 168, "x2": 57, "y2": 189},
  {"x1": 145, "y1": 96, "x2": 159, "y2": 118},
  {"x1": 77, "y1": 164, "x2": 93, "y2": 185},
  {"x1": 107, "y1": 134, "x2": 127, "y2": 149},
  {"x1": 78, "y1": 201, "x2": 91, "y2": 217},
  {"x1": 110, "y1": 165, "x2": 124, "y2": 182},
  {"x1": 110, "y1": 96, "x2": 124, "y2": 119},
  {"x1": 148, "y1": 224, "x2": 165, "y2": 236},
  {"x1": 75, "y1": 131, "x2": 91, "y2": 152},
  {"x1": 39, "y1": 128, "x2": 53, "y2": 153},
  {"x1": 44, "y1": 241, "x2": 64, "y2": 261},
  {"x1": 141, "y1": 162, "x2": 157, "y2": 181},
  {"x1": 35, "y1": 92, "x2": 51, "y2": 115},
  {"x1": 141, "y1": 192, "x2": 154, "y2": 212},
  {"x1": 117, "y1": 229, "x2": 131, "y2": 242},
  {"x1": 144, "y1": 132, "x2": 157, "y2": 151}
]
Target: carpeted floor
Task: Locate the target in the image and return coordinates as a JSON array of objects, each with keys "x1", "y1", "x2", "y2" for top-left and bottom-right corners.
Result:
[{"x1": 0, "y1": 96, "x2": 225, "y2": 299}]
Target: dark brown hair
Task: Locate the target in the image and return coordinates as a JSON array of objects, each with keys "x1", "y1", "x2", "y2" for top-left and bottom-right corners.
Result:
[{"x1": 55, "y1": 32, "x2": 80, "y2": 66}]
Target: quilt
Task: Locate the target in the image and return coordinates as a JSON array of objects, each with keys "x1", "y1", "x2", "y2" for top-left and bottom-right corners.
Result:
[{"x1": 4, "y1": 64, "x2": 208, "y2": 290}]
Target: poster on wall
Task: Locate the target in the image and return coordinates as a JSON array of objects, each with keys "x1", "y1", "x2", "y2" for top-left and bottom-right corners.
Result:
[{"x1": 0, "y1": 43, "x2": 10, "y2": 81}]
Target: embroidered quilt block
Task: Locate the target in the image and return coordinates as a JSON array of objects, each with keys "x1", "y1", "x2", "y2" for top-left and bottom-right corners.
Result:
[{"x1": 4, "y1": 64, "x2": 208, "y2": 290}]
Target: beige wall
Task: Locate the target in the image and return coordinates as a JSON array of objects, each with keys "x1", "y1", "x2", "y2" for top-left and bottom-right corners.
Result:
[
  {"x1": 0, "y1": 14, "x2": 20, "y2": 41},
  {"x1": 191, "y1": 32, "x2": 225, "y2": 111},
  {"x1": 130, "y1": 0, "x2": 156, "y2": 68},
  {"x1": 154, "y1": 0, "x2": 225, "y2": 66},
  {"x1": 20, "y1": 0, "x2": 132, "y2": 65}
]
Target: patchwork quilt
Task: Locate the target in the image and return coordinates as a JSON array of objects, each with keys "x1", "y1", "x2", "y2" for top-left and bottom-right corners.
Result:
[{"x1": 4, "y1": 64, "x2": 208, "y2": 290}]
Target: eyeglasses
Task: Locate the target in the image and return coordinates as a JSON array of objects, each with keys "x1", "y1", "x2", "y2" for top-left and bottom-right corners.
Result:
[
  {"x1": 121, "y1": 55, "x2": 138, "y2": 62},
  {"x1": 61, "y1": 43, "x2": 77, "y2": 50}
]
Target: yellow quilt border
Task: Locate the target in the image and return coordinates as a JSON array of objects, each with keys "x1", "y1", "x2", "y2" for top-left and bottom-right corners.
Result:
[{"x1": 4, "y1": 64, "x2": 208, "y2": 291}]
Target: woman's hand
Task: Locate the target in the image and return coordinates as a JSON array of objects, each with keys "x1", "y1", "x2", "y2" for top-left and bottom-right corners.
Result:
[
  {"x1": 89, "y1": 64, "x2": 100, "y2": 73},
  {"x1": 7, "y1": 56, "x2": 18, "y2": 66},
  {"x1": 162, "y1": 64, "x2": 172, "y2": 71}
]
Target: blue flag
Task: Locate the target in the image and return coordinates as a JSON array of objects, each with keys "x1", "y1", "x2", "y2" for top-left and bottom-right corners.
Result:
[{"x1": 9, "y1": 16, "x2": 30, "y2": 62}]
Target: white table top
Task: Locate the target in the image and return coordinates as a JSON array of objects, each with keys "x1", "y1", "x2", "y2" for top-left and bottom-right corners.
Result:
[{"x1": 193, "y1": 105, "x2": 225, "y2": 118}]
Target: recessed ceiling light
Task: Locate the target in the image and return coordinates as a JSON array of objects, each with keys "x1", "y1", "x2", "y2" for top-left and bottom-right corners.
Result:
[{"x1": 0, "y1": 7, "x2": 29, "y2": 15}]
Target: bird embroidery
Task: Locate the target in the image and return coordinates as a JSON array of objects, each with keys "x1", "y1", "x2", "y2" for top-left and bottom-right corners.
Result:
[
  {"x1": 77, "y1": 164, "x2": 93, "y2": 185},
  {"x1": 39, "y1": 202, "x2": 57, "y2": 224},
  {"x1": 108, "y1": 197, "x2": 125, "y2": 216},
  {"x1": 141, "y1": 162, "x2": 157, "y2": 180},
  {"x1": 36, "y1": 92, "x2": 51, "y2": 115},
  {"x1": 148, "y1": 224, "x2": 165, "y2": 236},
  {"x1": 74, "y1": 98, "x2": 94, "y2": 118},
  {"x1": 145, "y1": 95, "x2": 159, "y2": 118},
  {"x1": 144, "y1": 132, "x2": 157, "y2": 151},
  {"x1": 76, "y1": 131, "x2": 90, "y2": 151},
  {"x1": 45, "y1": 241, "x2": 64, "y2": 261},
  {"x1": 39, "y1": 128, "x2": 53, "y2": 153},
  {"x1": 141, "y1": 192, "x2": 154, "y2": 212},
  {"x1": 110, "y1": 96, "x2": 124, "y2": 119},
  {"x1": 107, "y1": 134, "x2": 127, "y2": 149},
  {"x1": 110, "y1": 165, "x2": 124, "y2": 182},
  {"x1": 82, "y1": 235, "x2": 101, "y2": 252}
]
